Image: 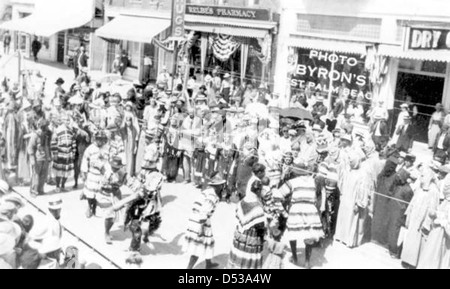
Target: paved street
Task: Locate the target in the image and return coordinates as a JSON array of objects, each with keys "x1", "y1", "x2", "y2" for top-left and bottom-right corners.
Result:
[{"x1": 15, "y1": 174, "x2": 404, "y2": 270}]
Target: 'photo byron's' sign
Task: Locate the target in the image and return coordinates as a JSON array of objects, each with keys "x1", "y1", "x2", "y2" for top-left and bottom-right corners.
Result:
[
  {"x1": 185, "y1": 5, "x2": 270, "y2": 21},
  {"x1": 406, "y1": 27, "x2": 450, "y2": 50}
]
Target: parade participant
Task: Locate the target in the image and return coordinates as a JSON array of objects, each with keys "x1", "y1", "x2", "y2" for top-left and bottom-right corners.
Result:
[
  {"x1": 185, "y1": 173, "x2": 226, "y2": 269},
  {"x1": 3, "y1": 101, "x2": 19, "y2": 175},
  {"x1": 77, "y1": 46, "x2": 89, "y2": 76},
  {"x1": 371, "y1": 157, "x2": 398, "y2": 245},
  {"x1": 433, "y1": 125, "x2": 450, "y2": 163},
  {"x1": 122, "y1": 102, "x2": 140, "y2": 177},
  {"x1": 401, "y1": 168, "x2": 441, "y2": 268},
  {"x1": 46, "y1": 196, "x2": 63, "y2": 245},
  {"x1": 124, "y1": 142, "x2": 164, "y2": 252},
  {"x1": 156, "y1": 66, "x2": 170, "y2": 90},
  {"x1": 17, "y1": 99, "x2": 32, "y2": 186},
  {"x1": 54, "y1": 78, "x2": 66, "y2": 101},
  {"x1": 220, "y1": 73, "x2": 232, "y2": 103},
  {"x1": 417, "y1": 181, "x2": 450, "y2": 269},
  {"x1": 100, "y1": 157, "x2": 126, "y2": 245},
  {"x1": 228, "y1": 180, "x2": 267, "y2": 269},
  {"x1": 180, "y1": 108, "x2": 201, "y2": 184},
  {"x1": 396, "y1": 115, "x2": 415, "y2": 153},
  {"x1": 28, "y1": 120, "x2": 51, "y2": 197},
  {"x1": 386, "y1": 170, "x2": 417, "y2": 259},
  {"x1": 105, "y1": 93, "x2": 124, "y2": 133},
  {"x1": 81, "y1": 130, "x2": 109, "y2": 218},
  {"x1": 321, "y1": 164, "x2": 340, "y2": 239},
  {"x1": 51, "y1": 114, "x2": 77, "y2": 193},
  {"x1": 163, "y1": 118, "x2": 183, "y2": 183},
  {"x1": 429, "y1": 103, "x2": 445, "y2": 149},
  {"x1": 274, "y1": 164, "x2": 324, "y2": 268}
]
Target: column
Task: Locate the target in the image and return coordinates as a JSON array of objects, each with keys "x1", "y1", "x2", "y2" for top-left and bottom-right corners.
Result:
[{"x1": 443, "y1": 63, "x2": 450, "y2": 110}]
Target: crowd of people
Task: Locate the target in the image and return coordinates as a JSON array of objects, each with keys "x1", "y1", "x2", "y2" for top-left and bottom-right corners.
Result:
[{"x1": 0, "y1": 57, "x2": 450, "y2": 269}]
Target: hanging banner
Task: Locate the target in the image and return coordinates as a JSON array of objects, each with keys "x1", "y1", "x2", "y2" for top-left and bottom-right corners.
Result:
[
  {"x1": 406, "y1": 27, "x2": 450, "y2": 50},
  {"x1": 172, "y1": 0, "x2": 186, "y2": 38},
  {"x1": 288, "y1": 48, "x2": 372, "y2": 101}
]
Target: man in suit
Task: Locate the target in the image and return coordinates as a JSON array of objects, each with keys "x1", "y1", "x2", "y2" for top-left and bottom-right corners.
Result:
[
  {"x1": 433, "y1": 125, "x2": 450, "y2": 164},
  {"x1": 396, "y1": 115, "x2": 415, "y2": 153}
]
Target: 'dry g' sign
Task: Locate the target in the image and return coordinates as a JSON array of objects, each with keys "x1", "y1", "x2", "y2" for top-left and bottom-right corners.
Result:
[{"x1": 407, "y1": 27, "x2": 450, "y2": 50}]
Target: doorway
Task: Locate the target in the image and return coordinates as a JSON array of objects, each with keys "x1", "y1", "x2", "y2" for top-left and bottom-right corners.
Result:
[
  {"x1": 57, "y1": 32, "x2": 65, "y2": 63},
  {"x1": 394, "y1": 72, "x2": 445, "y2": 144}
]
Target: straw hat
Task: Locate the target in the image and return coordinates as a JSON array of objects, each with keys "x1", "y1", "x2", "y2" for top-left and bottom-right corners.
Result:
[
  {"x1": 2, "y1": 194, "x2": 24, "y2": 209},
  {"x1": 208, "y1": 173, "x2": 226, "y2": 186},
  {"x1": 39, "y1": 237, "x2": 61, "y2": 255},
  {"x1": 48, "y1": 196, "x2": 63, "y2": 211},
  {"x1": 0, "y1": 180, "x2": 10, "y2": 196}
]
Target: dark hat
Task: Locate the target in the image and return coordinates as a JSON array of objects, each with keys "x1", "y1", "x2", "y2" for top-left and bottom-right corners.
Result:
[
  {"x1": 55, "y1": 78, "x2": 65, "y2": 85},
  {"x1": 208, "y1": 172, "x2": 226, "y2": 186},
  {"x1": 199, "y1": 85, "x2": 207, "y2": 91},
  {"x1": 95, "y1": 130, "x2": 108, "y2": 141},
  {"x1": 110, "y1": 157, "x2": 124, "y2": 169},
  {"x1": 405, "y1": 154, "x2": 416, "y2": 163}
]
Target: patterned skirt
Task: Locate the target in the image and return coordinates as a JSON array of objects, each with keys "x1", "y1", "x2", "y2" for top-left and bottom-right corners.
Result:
[
  {"x1": 287, "y1": 201, "x2": 325, "y2": 243},
  {"x1": 227, "y1": 227, "x2": 264, "y2": 269},
  {"x1": 53, "y1": 156, "x2": 74, "y2": 178},
  {"x1": 194, "y1": 150, "x2": 207, "y2": 185},
  {"x1": 184, "y1": 218, "x2": 215, "y2": 259},
  {"x1": 96, "y1": 193, "x2": 120, "y2": 222},
  {"x1": 83, "y1": 172, "x2": 103, "y2": 199}
]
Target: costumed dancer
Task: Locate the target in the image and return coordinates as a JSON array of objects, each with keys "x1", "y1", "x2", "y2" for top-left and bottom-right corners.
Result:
[
  {"x1": 100, "y1": 157, "x2": 127, "y2": 245},
  {"x1": 124, "y1": 131, "x2": 163, "y2": 252},
  {"x1": 80, "y1": 131, "x2": 109, "y2": 218},
  {"x1": 184, "y1": 173, "x2": 226, "y2": 269}
]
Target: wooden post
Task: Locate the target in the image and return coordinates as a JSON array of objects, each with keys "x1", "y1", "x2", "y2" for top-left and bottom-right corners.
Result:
[{"x1": 172, "y1": 40, "x2": 178, "y2": 91}]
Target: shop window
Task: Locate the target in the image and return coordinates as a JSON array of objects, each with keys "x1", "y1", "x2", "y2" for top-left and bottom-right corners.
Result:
[
  {"x1": 123, "y1": 41, "x2": 140, "y2": 69},
  {"x1": 399, "y1": 59, "x2": 446, "y2": 75}
]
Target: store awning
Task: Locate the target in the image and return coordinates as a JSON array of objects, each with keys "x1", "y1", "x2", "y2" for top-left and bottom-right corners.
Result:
[
  {"x1": 185, "y1": 15, "x2": 277, "y2": 31},
  {"x1": 289, "y1": 36, "x2": 368, "y2": 55},
  {"x1": 0, "y1": 0, "x2": 95, "y2": 37},
  {"x1": 96, "y1": 15, "x2": 170, "y2": 44},
  {"x1": 185, "y1": 24, "x2": 268, "y2": 39},
  {"x1": 378, "y1": 44, "x2": 450, "y2": 63}
]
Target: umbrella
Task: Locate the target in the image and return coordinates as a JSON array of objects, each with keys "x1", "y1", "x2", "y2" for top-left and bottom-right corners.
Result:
[{"x1": 280, "y1": 108, "x2": 313, "y2": 121}]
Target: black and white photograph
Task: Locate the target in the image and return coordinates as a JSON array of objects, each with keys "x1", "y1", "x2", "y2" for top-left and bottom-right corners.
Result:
[{"x1": 0, "y1": 0, "x2": 449, "y2": 271}]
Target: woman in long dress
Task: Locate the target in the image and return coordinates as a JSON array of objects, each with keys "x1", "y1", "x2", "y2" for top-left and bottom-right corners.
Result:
[
  {"x1": 122, "y1": 102, "x2": 140, "y2": 177},
  {"x1": 17, "y1": 104, "x2": 32, "y2": 185},
  {"x1": 227, "y1": 180, "x2": 267, "y2": 269},
  {"x1": 417, "y1": 187, "x2": 450, "y2": 269},
  {"x1": 428, "y1": 103, "x2": 445, "y2": 149},
  {"x1": 135, "y1": 99, "x2": 159, "y2": 173},
  {"x1": 401, "y1": 171, "x2": 440, "y2": 268}
]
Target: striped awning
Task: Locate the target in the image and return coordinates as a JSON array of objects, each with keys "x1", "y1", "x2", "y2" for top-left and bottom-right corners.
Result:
[
  {"x1": 289, "y1": 36, "x2": 368, "y2": 55},
  {"x1": 378, "y1": 44, "x2": 450, "y2": 63},
  {"x1": 184, "y1": 15, "x2": 277, "y2": 31},
  {"x1": 185, "y1": 24, "x2": 268, "y2": 39}
]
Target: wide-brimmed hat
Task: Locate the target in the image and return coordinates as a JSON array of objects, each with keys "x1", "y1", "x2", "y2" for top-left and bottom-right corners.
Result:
[
  {"x1": 32, "y1": 98, "x2": 43, "y2": 108},
  {"x1": 48, "y1": 196, "x2": 63, "y2": 210},
  {"x1": 0, "y1": 180, "x2": 10, "y2": 196},
  {"x1": 2, "y1": 194, "x2": 24, "y2": 209},
  {"x1": 68, "y1": 94, "x2": 84, "y2": 105},
  {"x1": 55, "y1": 78, "x2": 65, "y2": 85},
  {"x1": 316, "y1": 96, "x2": 325, "y2": 102},
  {"x1": 0, "y1": 233, "x2": 15, "y2": 256},
  {"x1": 312, "y1": 124, "x2": 322, "y2": 132},
  {"x1": 340, "y1": 134, "x2": 352, "y2": 143},
  {"x1": 400, "y1": 103, "x2": 409, "y2": 109},
  {"x1": 110, "y1": 157, "x2": 124, "y2": 169},
  {"x1": 39, "y1": 237, "x2": 61, "y2": 255},
  {"x1": 208, "y1": 174, "x2": 226, "y2": 186},
  {"x1": 224, "y1": 73, "x2": 231, "y2": 79}
]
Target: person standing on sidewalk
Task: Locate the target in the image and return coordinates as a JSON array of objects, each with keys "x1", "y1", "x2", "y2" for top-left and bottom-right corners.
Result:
[
  {"x1": 77, "y1": 46, "x2": 89, "y2": 78},
  {"x1": 31, "y1": 37, "x2": 42, "y2": 63},
  {"x1": 3, "y1": 31, "x2": 11, "y2": 55},
  {"x1": 28, "y1": 120, "x2": 51, "y2": 197}
]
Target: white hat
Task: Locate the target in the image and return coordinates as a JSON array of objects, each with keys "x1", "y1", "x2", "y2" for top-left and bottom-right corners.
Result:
[
  {"x1": 224, "y1": 73, "x2": 231, "y2": 78},
  {"x1": 48, "y1": 196, "x2": 63, "y2": 210},
  {"x1": 0, "y1": 233, "x2": 15, "y2": 256},
  {"x1": 29, "y1": 222, "x2": 49, "y2": 242},
  {"x1": 69, "y1": 94, "x2": 84, "y2": 105},
  {"x1": 0, "y1": 220, "x2": 21, "y2": 241},
  {"x1": 0, "y1": 201, "x2": 16, "y2": 217},
  {"x1": 0, "y1": 180, "x2": 9, "y2": 196},
  {"x1": 2, "y1": 194, "x2": 24, "y2": 209}
]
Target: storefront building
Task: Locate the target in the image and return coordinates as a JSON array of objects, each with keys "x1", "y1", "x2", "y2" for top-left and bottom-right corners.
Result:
[
  {"x1": 0, "y1": 0, "x2": 104, "y2": 70},
  {"x1": 182, "y1": 3, "x2": 279, "y2": 87},
  {"x1": 275, "y1": 0, "x2": 450, "y2": 142},
  {"x1": 96, "y1": 0, "x2": 174, "y2": 83}
]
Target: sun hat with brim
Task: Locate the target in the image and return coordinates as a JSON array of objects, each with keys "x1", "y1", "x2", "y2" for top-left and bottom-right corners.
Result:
[
  {"x1": 0, "y1": 233, "x2": 15, "y2": 256},
  {"x1": 224, "y1": 73, "x2": 231, "y2": 79},
  {"x1": 400, "y1": 103, "x2": 409, "y2": 109},
  {"x1": 312, "y1": 124, "x2": 322, "y2": 132},
  {"x1": 110, "y1": 157, "x2": 124, "y2": 169},
  {"x1": 0, "y1": 201, "x2": 17, "y2": 217},
  {"x1": 340, "y1": 135, "x2": 352, "y2": 143},
  {"x1": 0, "y1": 180, "x2": 10, "y2": 196},
  {"x1": 438, "y1": 165, "x2": 450, "y2": 175},
  {"x1": 29, "y1": 223, "x2": 49, "y2": 242},
  {"x1": 0, "y1": 218, "x2": 21, "y2": 242},
  {"x1": 208, "y1": 174, "x2": 226, "y2": 186},
  {"x1": 48, "y1": 196, "x2": 63, "y2": 211},
  {"x1": 55, "y1": 78, "x2": 65, "y2": 85},
  {"x1": 2, "y1": 194, "x2": 24, "y2": 209}
]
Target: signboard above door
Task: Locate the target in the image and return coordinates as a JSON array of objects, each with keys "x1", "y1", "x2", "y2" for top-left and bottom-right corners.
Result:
[
  {"x1": 185, "y1": 5, "x2": 270, "y2": 21},
  {"x1": 406, "y1": 27, "x2": 450, "y2": 50}
]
